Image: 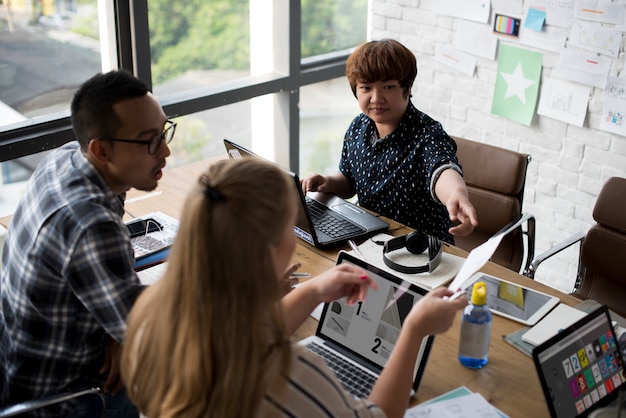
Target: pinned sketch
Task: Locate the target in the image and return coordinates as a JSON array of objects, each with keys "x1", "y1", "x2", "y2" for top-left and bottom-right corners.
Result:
[
  {"x1": 555, "y1": 48, "x2": 610, "y2": 89},
  {"x1": 574, "y1": 0, "x2": 625, "y2": 25},
  {"x1": 600, "y1": 77, "x2": 626, "y2": 137},
  {"x1": 537, "y1": 78, "x2": 590, "y2": 127},
  {"x1": 456, "y1": 20, "x2": 498, "y2": 60},
  {"x1": 545, "y1": 0, "x2": 575, "y2": 28},
  {"x1": 433, "y1": 0, "x2": 490, "y2": 23},
  {"x1": 569, "y1": 21, "x2": 621, "y2": 57},
  {"x1": 435, "y1": 44, "x2": 477, "y2": 76}
]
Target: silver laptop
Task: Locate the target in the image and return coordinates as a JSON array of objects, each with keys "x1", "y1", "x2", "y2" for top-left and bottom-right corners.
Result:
[
  {"x1": 299, "y1": 251, "x2": 434, "y2": 399},
  {"x1": 532, "y1": 305, "x2": 626, "y2": 418},
  {"x1": 223, "y1": 139, "x2": 389, "y2": 249}
]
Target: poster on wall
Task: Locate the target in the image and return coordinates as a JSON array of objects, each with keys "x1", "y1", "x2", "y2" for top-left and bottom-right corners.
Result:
[
  {"x1": 433, "y1": 0, "x2": 491, "y2": 23},
  {"x1": 537, "y1": 78, "x2": 590, "y2": 127},
  {"x1": 491, "y1": 44, "x2": 543, "y2": 126},
  {"x1": 600, "y1": 77, "x2": 626, "y2": 137},
  {"x1": 569, "y1": 21, "x2": 621, "y2": 57}
]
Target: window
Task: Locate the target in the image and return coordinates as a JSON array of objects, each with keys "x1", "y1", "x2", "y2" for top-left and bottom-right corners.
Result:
[{"x1": 0, "y1": 0, "x2": 368, "y2": 213}]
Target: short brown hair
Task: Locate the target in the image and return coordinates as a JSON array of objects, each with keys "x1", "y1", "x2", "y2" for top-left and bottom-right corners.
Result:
[{"x1": 346, "y1": 39, "x2": 417, "y2": 98}]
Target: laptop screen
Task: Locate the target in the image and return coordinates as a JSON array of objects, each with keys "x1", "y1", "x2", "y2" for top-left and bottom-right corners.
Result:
[
  {"x1": 317, "y1": 251, "x2": 433, "y2": 389},
  {"x1": 224, "y1": 139, "x2": 317, "y2": 245},
  {"x1": 533, "y1": 305, "x2": 625, "y2": 418}
]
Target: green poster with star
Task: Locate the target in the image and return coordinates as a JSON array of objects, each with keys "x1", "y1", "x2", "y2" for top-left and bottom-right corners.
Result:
[{"x1": 491, "y1": 44, "x2": 543, "y2": 126}]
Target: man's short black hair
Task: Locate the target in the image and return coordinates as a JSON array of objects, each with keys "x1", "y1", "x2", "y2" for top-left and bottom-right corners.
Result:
[{"x1": 70, "y1": 70, "x2": 150, "y2": 151}]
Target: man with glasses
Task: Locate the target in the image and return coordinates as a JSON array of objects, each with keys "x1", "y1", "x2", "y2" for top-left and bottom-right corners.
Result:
[{"x1": 0, "y1": 70, "x2": 174, "y2": 417}]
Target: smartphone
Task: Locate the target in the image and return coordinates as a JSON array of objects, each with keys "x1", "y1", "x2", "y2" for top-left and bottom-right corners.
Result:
[{"x1": 126, "y1": 218, "x2": 163, "y2": 238}]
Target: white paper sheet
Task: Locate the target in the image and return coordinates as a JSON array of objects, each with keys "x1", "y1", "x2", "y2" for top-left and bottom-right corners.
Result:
[
  {"x1": 433, "y1": 0, "x2": 491, "y2": 23},
  {"x1": 537, "y1": 78, "x2": 590, "y2": 127},
  {"x1": 447, "y1": 233, "x2": 505, "y2": 293},
  {"x1": 555, "y1": 48, "x2": 610, "y2": 89},
  {"x1": 435, "y1": 44, "x2": 477, "y2": 76},
  {"x1": 600, "y1": 77, "x2": 626, "y2": 136},
  {"x1": 456, "y1": 20, "x2": 498, "y2": 60},
  {"x1": 568, "y1": 21, "x2": 621, "y2": 57},
  {"x1": 405, "y1": 392, "x2": 508, "y2": 417},
  {"x1": 573, "y1": 0, "x2": 625, "y2": 25}
]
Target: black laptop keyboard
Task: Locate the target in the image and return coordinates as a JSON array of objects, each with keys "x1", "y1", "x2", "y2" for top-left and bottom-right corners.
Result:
[
  {"x1": 305, "y1": 198, "x2": 365, "y2": 239},
  {"x1": 306, "y1": 341, "x2": 376, "y2": 399}
]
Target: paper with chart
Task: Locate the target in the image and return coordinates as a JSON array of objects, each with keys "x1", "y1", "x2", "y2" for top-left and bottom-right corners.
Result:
[
  {"x1": 537, "y1": 78, "x2": 590, "y2": 127},
  {"x1": 600, "y1": 77, "x2": 626, "y2": 136}
]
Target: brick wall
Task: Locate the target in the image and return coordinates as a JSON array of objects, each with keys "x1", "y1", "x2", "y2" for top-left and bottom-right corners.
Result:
[{"x1": 369, "y1": 0, "x2": 626, "y2": 292}]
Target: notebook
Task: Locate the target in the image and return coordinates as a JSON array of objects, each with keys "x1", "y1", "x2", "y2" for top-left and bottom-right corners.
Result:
[
  {"x1": 532, "y1": 305, "x2": 626, "y2": 418},
  {"x1": 223, "y1": 139, "x2": 389, "y2": 248},
  {"x1": 298, "y1": 251, "x2": 434, "y2": 399}
]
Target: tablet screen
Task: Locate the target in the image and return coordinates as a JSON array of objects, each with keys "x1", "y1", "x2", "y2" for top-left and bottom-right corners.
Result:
[{"x1": 463, "y1": 273, "x2": 560, "y2": 325}]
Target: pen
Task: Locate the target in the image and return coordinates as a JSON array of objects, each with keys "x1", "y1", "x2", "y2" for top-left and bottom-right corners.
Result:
[
  {"x1": 289, "y1": 272, "x2": 312, "y2": 278},
  {"x1": 348, "y1": 240, "x2": 365, "y2": 260}
]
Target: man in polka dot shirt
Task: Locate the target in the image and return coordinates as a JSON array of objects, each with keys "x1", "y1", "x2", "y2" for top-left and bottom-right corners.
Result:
[{"x1": 302, "y1": 39, "x2": 477, "y2": 244}]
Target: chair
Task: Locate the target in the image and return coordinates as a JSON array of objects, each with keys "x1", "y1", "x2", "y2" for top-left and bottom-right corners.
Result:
[
  {"x1": 525, "y1": 176, "x2": 626, "y2": 318},
  {"x1": 451, "y1": 136, "x2": 536, "y2": 275},
  {"x1": 0, "y1": 388, "x2": 104, "y2": 417}
]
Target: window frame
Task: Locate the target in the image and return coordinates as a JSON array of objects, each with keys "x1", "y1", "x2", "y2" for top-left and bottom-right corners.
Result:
[{"x1": 0, "y1": 0, "x2": 352, "y2": 175}]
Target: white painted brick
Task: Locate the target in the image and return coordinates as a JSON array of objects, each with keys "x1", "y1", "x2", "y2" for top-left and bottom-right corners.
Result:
[
  {"x1": 368, "y1": 0, "x2": 626, "y2": 287},
  {"x1": 371, "y1": 1, "x2": 403, "y2": 18},
  {"x1": 370, "y1": 14, "x2": 387, "y2": 30},
  {"x1": 402, "y1": 5, "x2": 432, "y2": 24},
  {"x1": 391, "y1": 0, "x2": 420, "y2": 7},
  {"x1": 610, "y1": 136, "x2": 626, "y2": 156},
  {"x1": 562, "y1": 138, "x2": 584, "y2": 158}
]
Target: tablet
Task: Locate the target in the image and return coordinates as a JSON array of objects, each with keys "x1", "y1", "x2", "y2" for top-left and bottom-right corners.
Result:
[{"x1": 461, "y1": 273, "x2": 560, "y2": 326}]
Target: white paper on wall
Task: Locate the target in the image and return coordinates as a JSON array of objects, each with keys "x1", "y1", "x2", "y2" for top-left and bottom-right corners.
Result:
[
  {"x1": 537, "y1": 78, "x2": 590, "y2": 127},
  {"x1": 568, "y1": 20, "x2": 621, "y2": 57},
  {"x1": 573, "y1": 0, "x2": 625, "y2": 25},
  {"x1": 455, "y1": 20, "x2": 499, "y2": 60},
  {"x1": 433, "y1": 0, "x2": 491, "y2": 23},
  {"x1": 600, "y1": 77, "x2": 626, "y2": 137},
  {"x1": 555, "y1": 48, "x2": 611, "y2": 89},
  {"x1": 519, "y1": 23, "x2": 568, "y2": 52},
  {"x1": 435, "y1": 44, "x2": 477, "y2": 76}
]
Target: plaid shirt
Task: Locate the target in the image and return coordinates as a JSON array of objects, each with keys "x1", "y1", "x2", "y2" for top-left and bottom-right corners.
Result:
[{"x1": 0, "y1": 142, "x2": 145, "y2": 413}]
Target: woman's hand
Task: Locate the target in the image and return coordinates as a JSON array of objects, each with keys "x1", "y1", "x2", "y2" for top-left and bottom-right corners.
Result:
[{"x1": 305, "y1": 263, "x2": 378, "y2": 306}]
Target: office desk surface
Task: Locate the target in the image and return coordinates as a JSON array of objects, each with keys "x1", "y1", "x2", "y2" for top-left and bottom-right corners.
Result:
[
  {"x1": 291, "y1": 240, "x2": 581, "y2": 416},
  {"x1": 3, "y1": 156, "x2": 578, "y2": 417},
  {"x1": 124, "y1": 157, "x2": 580, "y2": 417}
]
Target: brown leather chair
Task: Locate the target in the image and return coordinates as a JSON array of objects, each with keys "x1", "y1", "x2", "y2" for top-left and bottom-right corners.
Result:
[
  {"x1": 526, "y1": 176, "x2": 626, "y2": 318},
  {"x1": 452, "y1": 136, "x2": 535, "y2": 274}
]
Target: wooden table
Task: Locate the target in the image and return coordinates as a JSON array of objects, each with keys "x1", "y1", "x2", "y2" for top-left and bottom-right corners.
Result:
[
  {"x1": 123, "y1": 157, "x2": 581, "y2": 417},
  {"x1": 3, "y1": 157, "x2": 579, "y2": 417}
]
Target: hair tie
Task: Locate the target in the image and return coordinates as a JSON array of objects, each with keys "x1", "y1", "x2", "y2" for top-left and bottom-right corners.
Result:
[{"x1": 204, "y1": 185, "x2": 225, "y2": 202}]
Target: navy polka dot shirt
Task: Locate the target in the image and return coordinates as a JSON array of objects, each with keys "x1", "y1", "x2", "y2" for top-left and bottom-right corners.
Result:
[{"x1": 339, "y1": 102, "x2": 462, "y2": 244}]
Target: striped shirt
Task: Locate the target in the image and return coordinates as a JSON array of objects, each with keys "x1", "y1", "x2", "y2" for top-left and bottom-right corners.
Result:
[
  {"x1": 262, "y1": 344, "x2": 386, "y2": 417},
  {"x1": 0, "y1": 142, "x2": 145, "y2": 414},
  {"x1": 339, "y1": 102, "x2": 462, "y2": 243}
]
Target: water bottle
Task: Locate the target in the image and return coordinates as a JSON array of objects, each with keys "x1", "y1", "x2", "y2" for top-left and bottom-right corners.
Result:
[{"x1": 458, "y1": 281, "x2": 492, "y2": 369}]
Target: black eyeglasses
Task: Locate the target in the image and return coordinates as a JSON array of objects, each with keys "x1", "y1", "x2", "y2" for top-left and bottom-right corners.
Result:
[{"x1": 100, "y1": 119, "x2": 177, "y2": 155}]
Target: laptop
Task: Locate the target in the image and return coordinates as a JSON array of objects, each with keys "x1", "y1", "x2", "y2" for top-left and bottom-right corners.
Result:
[
  {"x1": 532, "y1": 305, "x2": 626, "y2": 418},
  {"x1": 223, "y1": 139, "x2": 389, "y2": 248},
  {"x1": 298, "y1": 251, "x2": 434, "y2": 399}
]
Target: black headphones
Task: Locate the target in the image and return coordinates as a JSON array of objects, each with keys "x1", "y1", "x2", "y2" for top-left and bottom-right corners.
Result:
[{"x1": 382, "y1": 231, "x2": 442, "y2": 274}]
